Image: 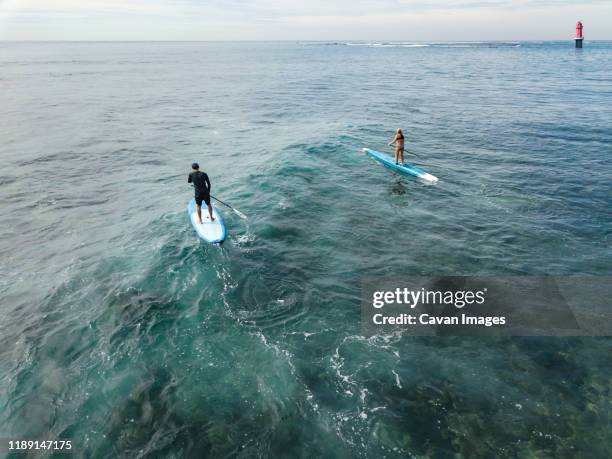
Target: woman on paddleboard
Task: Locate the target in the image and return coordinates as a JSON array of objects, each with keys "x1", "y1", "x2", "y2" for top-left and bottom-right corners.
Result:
[{"x1": 388, "y1": 128, "x2": 405, "y2": 165}]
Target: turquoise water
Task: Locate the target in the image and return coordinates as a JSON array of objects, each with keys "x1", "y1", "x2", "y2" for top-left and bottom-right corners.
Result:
[{"x1": 1, "y1": 41, "x2": 611, "y2": 457}]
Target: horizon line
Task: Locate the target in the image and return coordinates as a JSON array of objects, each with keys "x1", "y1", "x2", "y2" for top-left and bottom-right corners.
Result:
[{"x1": 1, "y1": 39, "x2": 610, "y2": 43}]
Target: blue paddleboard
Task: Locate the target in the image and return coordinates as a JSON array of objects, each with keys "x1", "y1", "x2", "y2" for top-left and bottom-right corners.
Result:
[
  {"x1": 187, "y1": 198, "x2": 226, "y2": 244},
  {"x1": 363, "y1": 148, "x2": 438, "y2": 183}
]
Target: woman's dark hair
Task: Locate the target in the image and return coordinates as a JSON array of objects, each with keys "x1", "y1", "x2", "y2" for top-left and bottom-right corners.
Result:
[{"x1": 192, "y1": 163, "x2": 199, "y2": 170}]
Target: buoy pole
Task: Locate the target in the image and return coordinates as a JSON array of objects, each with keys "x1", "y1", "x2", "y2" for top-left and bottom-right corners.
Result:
[{"x1": 575, "y1": 21, "x2": 584, "y2": 48}]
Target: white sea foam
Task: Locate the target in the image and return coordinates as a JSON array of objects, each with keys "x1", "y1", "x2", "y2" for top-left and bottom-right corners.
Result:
[
  {"x1": 343, "y1": 41, "x2": 520, "y2": 48},
  {"x1": 344, "y1": 42, "x2": 429, "y2": 48}
]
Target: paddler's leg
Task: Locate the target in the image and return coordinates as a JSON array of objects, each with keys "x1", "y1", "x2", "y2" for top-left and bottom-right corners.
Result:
[
  {"x1": 204, "y1": 195, "x2": 215, "y2": 221},
  {"x1": 399, "y1": 148, "x2": 405, "y2": 164},
  {"x1": 195, "y1": 195, "x2": 204, "y2": 224},
  {"x1": 394, "y1": 147, "x2": 399, "y2": 165}
]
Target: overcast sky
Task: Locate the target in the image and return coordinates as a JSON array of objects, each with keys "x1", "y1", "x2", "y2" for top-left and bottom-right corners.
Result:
[{"x1": 0, "y1": 0, "x2": 610, "y2": 41}]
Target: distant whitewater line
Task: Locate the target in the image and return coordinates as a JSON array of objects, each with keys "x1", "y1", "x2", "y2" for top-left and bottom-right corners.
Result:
[
  {"x1": 339, "y1": 41, "x2": 521, "y2": 48},
  {"x1": 344, "y1": 42, "x2": 428, "y2": 48}
]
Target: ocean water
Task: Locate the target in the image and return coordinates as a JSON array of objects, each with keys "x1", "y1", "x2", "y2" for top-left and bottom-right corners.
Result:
[{"x1": 1, "y1": 41, "x2": 611, "y2": 457}]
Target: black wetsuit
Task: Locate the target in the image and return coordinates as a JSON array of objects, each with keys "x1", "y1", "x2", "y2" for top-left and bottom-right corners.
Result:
[{"x1": 188, "y1": 170, "x2": 211, "y2": 206}]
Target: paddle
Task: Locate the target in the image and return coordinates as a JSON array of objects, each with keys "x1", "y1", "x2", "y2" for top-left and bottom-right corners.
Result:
[
  {"x1": 211, "y1": 195, "x2": 248, "y2": 219},
  {"x1": 190, "y1": 185, "x2": 247, "y2": 219},
  {"x1": 388, "y1": 145, "x2": 422, "y2": 161}
]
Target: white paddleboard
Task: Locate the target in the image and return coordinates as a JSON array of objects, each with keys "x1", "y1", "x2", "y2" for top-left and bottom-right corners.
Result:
[{"x1": 187, "y1": 198, "x2": 226, "y2": 244}]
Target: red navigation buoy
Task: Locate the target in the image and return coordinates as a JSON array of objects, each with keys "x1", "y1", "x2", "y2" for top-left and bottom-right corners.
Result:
[{"x1": 575, "y1": 21, "x2": 584, "y2": 48}]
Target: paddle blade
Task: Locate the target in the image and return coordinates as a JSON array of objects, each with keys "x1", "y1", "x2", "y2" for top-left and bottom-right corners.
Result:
[{"x1": 233, "y1": 209, "x2": 247, "y2": 219}]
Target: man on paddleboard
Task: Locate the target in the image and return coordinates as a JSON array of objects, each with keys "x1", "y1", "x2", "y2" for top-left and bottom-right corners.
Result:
[{"x1": 188, "y1": 163, "x2": 215, "y2": 224}]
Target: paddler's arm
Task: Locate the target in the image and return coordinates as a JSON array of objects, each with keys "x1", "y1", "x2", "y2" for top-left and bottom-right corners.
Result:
[
  {"x1": 188, "y1": 174, "x2": 192, "y2": 184},
  {"x1": 388, "y1": 135, "x2": 397, "y2": 146},
  {"x1": 205, "y1": 175, "x2": 211, "y2": 193}
]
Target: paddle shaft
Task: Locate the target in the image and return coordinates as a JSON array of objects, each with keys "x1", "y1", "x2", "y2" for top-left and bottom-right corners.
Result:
[
  {"x1": 389, "y1": 144, "x2": 420, "y2": 158},
  {"x1": 211, "y1": 195, "x2": 234, "y2": 211},
  {"x1": 210, "y1": 194, "x2": 247, "y2": 219}
]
